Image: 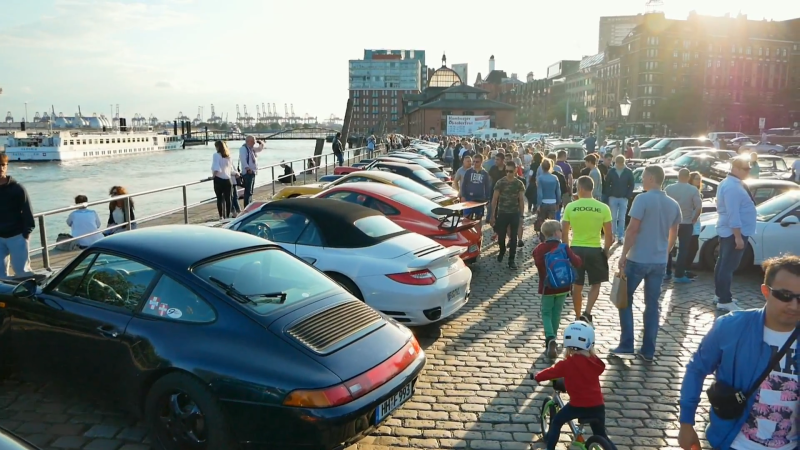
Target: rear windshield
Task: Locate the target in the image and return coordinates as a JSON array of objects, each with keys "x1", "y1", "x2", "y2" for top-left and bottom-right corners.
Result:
[
  {"x1": 413, "y1": 159, "x2": 440, "y2": 171},
  {"x1": 392, "y1": 177, "x2": 437, "y2": 197},
  {"x1": 194, "y1": 248, "x2": 340, "y2": 315},
  {"x1": 640, "y1": 138, "x2": 662, "y2": 149},
  {"x1": 354, "y1": 216, "x2": 406, "y2": 238},
  {"x1": 413, "y1": 169, "x2": 439, "y2": 182},
  {"x1": 391, "y1": 192, "x2": 442, "y2": 218}
]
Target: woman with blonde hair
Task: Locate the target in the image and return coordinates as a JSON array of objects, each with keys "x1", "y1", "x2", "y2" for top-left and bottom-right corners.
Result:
[{"x1": 211, "y1": 140, "x2": 238, "y2": 220}]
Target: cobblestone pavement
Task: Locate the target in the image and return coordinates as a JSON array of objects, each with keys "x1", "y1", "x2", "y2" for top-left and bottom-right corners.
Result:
[{"x1": 1, "y1": 219, "x2": 768, "y2": 450}]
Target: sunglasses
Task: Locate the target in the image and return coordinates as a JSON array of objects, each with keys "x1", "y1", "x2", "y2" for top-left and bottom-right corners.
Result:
[{"x1": 768, "y1": 286, "x2": 800, "y2": 303}]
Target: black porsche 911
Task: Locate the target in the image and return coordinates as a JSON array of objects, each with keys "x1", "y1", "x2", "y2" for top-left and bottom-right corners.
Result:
[{"x1": 0, "y1": 226, "x2": 425, "y2": 450}]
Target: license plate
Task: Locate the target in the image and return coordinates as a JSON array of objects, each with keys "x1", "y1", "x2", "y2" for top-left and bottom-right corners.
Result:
[
  {"x1": 375, "y1": 381, "x2": 414, "y2": 424},
  {"x1": 468, "y1": 244, "x2": 479, "y2": 253},
  {"x1": 447, "y1": 287, "x2": 461, "y2": 301}
]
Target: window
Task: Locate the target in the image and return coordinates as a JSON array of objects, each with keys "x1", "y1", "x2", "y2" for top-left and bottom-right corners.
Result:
[
  {"x1": 142, "y1": 275, "x2": 215, "y2": 323},
  {"x1": 194, "y1": 249, "x2": 341, "y2": 314},
  {"x1": 296, "y1": 222, "x2": 323, "y2": 246},
  {"x1": 237, "y1": 210, "x2": 309, "y2": 244},
  {"x1": 53, "y1": 253, "x2": 157, "y2": 311},
  {"x1": 353, "y1": 216, "x2": 404, "y2": 238}
]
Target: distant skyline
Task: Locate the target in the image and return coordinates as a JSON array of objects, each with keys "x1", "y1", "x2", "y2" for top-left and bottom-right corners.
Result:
[{"x1": 0, "y1": 0, "x2": 797, "y2": 123}]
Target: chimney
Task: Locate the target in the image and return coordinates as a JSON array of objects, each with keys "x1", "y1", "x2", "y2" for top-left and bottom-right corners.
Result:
[{"x1": 489, "y1": 55, "x2": 496, "y2": 72}]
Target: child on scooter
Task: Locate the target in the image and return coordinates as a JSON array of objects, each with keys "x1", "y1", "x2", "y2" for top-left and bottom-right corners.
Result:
[{"x1": 533, "y1": 321, "x2": 609, "y2": 450}]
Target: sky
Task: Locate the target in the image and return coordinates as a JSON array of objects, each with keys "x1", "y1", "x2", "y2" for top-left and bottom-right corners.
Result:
[{"x1": 0, "y1": 0, "x2": 797, "y2": 124}]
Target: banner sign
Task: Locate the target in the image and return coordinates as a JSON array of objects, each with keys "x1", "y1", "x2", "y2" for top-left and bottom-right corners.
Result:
[{"x1": 446, "y1": 115, "x2": 490, "y2": 136}]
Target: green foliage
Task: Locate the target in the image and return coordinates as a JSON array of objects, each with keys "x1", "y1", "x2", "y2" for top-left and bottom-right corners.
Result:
[
  {"x1": 657, "y1": 90, "x2": 707, "y2": 135},
  {"x1": 547, "y1": 98, "x2": 589, "y2": 125}
]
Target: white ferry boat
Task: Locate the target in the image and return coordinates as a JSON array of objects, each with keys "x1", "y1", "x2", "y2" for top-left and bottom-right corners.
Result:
[{"x1": 3, "y1": 129, "x2": 184, "y2": 161}]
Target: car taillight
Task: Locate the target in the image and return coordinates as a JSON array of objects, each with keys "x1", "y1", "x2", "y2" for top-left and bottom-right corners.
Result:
[
  {"x1": 386, "y1": 269, "x2": 437, "y2": 285},
  {"x1": 283, "y1": 337, "x2": 422, "y2": 408},
  {"x1": 432, "y1": 233, "x2": 459, "y2": 241}
]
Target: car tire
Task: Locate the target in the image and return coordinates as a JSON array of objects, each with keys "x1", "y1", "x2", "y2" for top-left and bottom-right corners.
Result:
[
  {"x1": 700, "y1": 237, "x2": 754, "y2": 273},
  {"x1": 145, "y1": 372, "x2": 238, "y2": 450},
  {"x1": 326, "y1": 272, "x2": 364, "y2": 301},
  {"x1": 769, "y1": 150, "x2": 777, "y2": 155}
]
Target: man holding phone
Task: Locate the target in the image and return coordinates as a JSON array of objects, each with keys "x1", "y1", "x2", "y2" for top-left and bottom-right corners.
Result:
[{"x1": 239, "y1": 135, "x2": 264, "y2": 206}]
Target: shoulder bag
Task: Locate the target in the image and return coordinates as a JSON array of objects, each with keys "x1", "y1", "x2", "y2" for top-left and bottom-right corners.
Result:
[{"x1": 706, "y1": 325, "x2": 799, "y2": 420}]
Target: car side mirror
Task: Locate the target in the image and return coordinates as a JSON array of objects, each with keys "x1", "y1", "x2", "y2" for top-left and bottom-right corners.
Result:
[
  {"x1": 12, "y1": 279, "x2": 38, "y2": 299},
  {"x1": 780, "y1": 216, "x2": 799, "y2": 227}
]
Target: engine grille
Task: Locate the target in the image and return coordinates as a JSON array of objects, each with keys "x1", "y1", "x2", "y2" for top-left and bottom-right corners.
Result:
[
  {"x1": 287, "y1": 301, "x2": 382, "y2": 354},
  {"x1": 414, "y1": 244, "x2": 444, "y2": 258}
]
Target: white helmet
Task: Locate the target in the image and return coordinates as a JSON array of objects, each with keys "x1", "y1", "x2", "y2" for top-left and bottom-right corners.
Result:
[{"x1": 563, "y1": 321, "x2": 595, "y2": 350}]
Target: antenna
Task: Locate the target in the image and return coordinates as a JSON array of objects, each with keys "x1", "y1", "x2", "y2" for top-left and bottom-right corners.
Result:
[{"x1": 645, "y1": 0, "x2": 664, "y2": 13}]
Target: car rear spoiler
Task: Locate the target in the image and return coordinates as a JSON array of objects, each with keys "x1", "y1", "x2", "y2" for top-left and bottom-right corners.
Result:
[
  {"x1": 627, "y1": 159, "x2": 647, "y2": 168},
  {"x1": 407, "y1": 245, "x2": 467, "y2": 270},
  {"x1": 430, "y1": 201, "x2": 487, "y2": 232}
]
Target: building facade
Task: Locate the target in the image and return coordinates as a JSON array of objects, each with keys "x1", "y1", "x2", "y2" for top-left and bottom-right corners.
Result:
[
  {"x1": 348, "y1": 50, "x2": 426, "y2": 135},
  {"x1": 598, "y1": 15, "x2": 645, "y2": 52}
]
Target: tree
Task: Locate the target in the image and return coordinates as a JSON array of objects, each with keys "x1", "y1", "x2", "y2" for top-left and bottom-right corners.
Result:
[
  {"x1": 547, "y1": 98, "x2": 589, "y2": 127},
  {"x1": 657, "y1": 89, "x2": 707, "y2": 135}
]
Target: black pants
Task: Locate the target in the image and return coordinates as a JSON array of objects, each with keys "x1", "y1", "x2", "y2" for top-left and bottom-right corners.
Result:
[
  {"x1": 686, "y1": 234, "x2": 699, "y2": 270},
  {"x1": 674, "y1": 224, "x2": 695, "y2": 277},
  {"x1": 545, "y1": 403, "x2": 607, "y2": 450},
  {"x1": 213, "y1": 176, "x2": 232, "y2": 218},
  {"x1": 495, "y1": 212, "x2": 520, "y2": 261}
]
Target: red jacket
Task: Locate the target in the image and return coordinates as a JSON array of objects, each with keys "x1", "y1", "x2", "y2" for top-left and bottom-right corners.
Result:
[
  {"x1": 532, "y1": 240, "x2": 582, "y2": 295},
  {"x1": 534, "y1": 354, "x2": 605, "y2": 407}
]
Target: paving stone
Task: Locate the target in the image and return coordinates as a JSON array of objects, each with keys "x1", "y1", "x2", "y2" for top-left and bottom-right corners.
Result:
[
  {"x1": 83, "y1": 440, "x2": 124, "y2": 450},
  {"x1": 115, "y1": 427, "x2": 148, "y2": 442},
  {"x1": 50, "y1": 435, "x2": 88, "y2": 449},
  {"x1": 84, "y1": 424, "x2": 121, "y2": 439}
]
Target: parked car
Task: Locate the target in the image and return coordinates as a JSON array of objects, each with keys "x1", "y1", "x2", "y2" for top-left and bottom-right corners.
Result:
[
  {"x1": 639, "y1": 137, "x2": 712, "y2": 159},
  {"x1": 370, "y1": 162, "x2": 459, "y2": 197},
  {"x1": 224, "y1": 198, "x2": 473, "y2": 326},
  {"x1": 336, "y1": 156, "x2": 450, "y2": 182},
  {"x1": 549, "y1": 143, "x2": 587, "y2": 174},
  {"x1": 707, "y1": 155, "x2": 792, "y2": 182},
  {"x1": 696, "y1": 190, "x2": 800, "y2": 272},
  {"x1": 666, "y1": 154, "x2": 728, "y2": 176},
  {"x1": 701, "y1": 179, "x2": 799, "y2": 214},
  {"x1": 315, "y1": 182, "x2": 483, "y2": 264},
  {"x1": 0, "y1": 226, "x2": 427, "y2": 449},
  {"x1": 631, "y1": 167, "x2": 719, "y2": 209},
  {"x1": 273, "y1": 170, "x2": 458, "y2": 206},
  {"x1": 648, "y1": 146, "x2": 716, "y2": 164},
  {"x1": 0, "y1": 427, "x2": 40, "y2": 449},
  {"x1": 738, "y1": 141, "x2": 786, "y2": 155},
  {"x1": 729, "y1": 136, "x2": 757, "y2": 148}
]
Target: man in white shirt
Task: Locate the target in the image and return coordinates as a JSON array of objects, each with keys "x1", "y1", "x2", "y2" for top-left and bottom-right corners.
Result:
[{"x1": 238, "y1": 136, "x2": 264, "y2": 206}]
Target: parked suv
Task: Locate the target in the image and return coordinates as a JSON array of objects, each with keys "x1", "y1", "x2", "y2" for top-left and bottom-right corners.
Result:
[{"x1": 639, "y1": 137, "x2": 712, "y2": 159}]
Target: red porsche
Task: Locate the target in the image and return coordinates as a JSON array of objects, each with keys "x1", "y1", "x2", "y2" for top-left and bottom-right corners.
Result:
[{"x1": 313, "y1": 182, "x2": 483, "y2": 264}]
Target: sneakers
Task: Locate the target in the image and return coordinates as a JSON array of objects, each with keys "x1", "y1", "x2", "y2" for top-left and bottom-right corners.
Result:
[
  {"x1": 518, "y1": 239, "x2": 524, "y2": 247},
  {"x1": 617, "y1": 238, "x2": 623, "y2": 245},
  {"x1": 508, "y1": 260, "x2": 518, "y2": 270},
  {"x1": 663, "y1": 273, "x2": 673, "y2": 281},
  {"x1": 673, "y1": 276, "x2": 693, "y2": 284},
  {"x1": 546, "y1": 339, "x2": 558, "y2": 359},
  {"x1": 686, "y1": 271, "x2": 698, "y2": 279},
  {"x1": 717, "y1": 301, "x2": 743, "y2": 312},
  {"x1": 497, "y1": 252, "x2": 505, "y2": 263},
  {"x1": 579, "y1": 313, "x2": 593, "y2": 324},
  {"x1": 610, "y1": 347, "x2": 635, "y2": 357},
  {"x1": 637, "y1": 351, "x2": 655, "y2": 362}
]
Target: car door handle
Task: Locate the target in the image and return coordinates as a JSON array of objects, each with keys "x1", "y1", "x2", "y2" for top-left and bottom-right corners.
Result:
[
  {"x1": 96, "y1": 325, "x2": 120, "y2": 338},
  {"x1": 301, "y1": 257, "x2": 317, "y2": 265}
]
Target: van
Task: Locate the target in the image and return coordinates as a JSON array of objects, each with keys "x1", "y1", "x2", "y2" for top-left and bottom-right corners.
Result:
[{"x1": 708, "y1": 132, "x2": 747, "y2": 142}]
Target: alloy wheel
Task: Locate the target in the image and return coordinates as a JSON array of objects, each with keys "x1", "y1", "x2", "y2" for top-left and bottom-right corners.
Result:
[{"x1": 156, "y1": 390, "x2": 208, "y2": 448}]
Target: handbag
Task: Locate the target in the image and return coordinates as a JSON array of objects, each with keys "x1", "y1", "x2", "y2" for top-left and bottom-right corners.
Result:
[
  {"x1": 609, "y1": 271, "x2": 628, "y2": 309},
  {"x1": 706, "y1": 325, "x2": 799, "y2": 420}
]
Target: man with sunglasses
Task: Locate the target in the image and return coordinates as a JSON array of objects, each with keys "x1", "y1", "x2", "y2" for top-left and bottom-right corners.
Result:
[
  {"x1": 490, "y1": 161, "x2": 525, "y2": 269},
  {"x1": 678, "y1": 254, "x2": 800, "y2": 450},
  {"x1": 714, "y1": 156, "x2": 758, "y2": 311}
]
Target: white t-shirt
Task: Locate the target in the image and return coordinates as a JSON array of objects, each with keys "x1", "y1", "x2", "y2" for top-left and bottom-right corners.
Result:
[
  {"x1": 792, "y1": 160, "x2": 800, "y2": 182},
  {"x1": 66, "y1": 209, "x2": 102, "y2": 247},
  {"x1": 730, "y1": 327, "x2": 798, "y2": 450}
]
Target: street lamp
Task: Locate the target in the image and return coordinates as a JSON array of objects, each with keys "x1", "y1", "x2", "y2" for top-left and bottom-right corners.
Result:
[
  {"x1": 619, "y1": 95, "x2": 631, "y2": 151},
  {"x1": 571, "y1": 111, "x2": 578, "y2": 136}
]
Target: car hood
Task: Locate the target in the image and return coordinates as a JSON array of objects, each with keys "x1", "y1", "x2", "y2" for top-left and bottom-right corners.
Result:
[{"x1": 266, "y1": 292, "x2": 414, "y2": 381}]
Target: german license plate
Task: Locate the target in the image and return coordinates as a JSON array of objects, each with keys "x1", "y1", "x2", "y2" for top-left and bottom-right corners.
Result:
[
  {"x1": 375, "y1": 381, "x2": 414, "y2": 424},
  {"x1": 468, "y1": 244, "x2": 479, "y2": 253},
  {"x1": 447, "y1": 287, "x2": 461, "y2": 301}
]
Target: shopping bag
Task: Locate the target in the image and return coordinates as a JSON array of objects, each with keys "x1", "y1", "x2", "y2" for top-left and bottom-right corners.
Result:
[{"x1": 609, "y1": 271, "x2": 628, "y2": 309}]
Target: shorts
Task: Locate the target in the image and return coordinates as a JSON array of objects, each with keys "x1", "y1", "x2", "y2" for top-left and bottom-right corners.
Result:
[
  {"x1": 464, "y1": 205, "x2": 485, "y2": 219},
  {"x1": 571, "y1": 246, "x2": 609, "y2": 285}
]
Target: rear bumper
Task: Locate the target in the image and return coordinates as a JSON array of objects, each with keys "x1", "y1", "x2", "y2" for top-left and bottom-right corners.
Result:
[{"x1": 227, "y1": 352, "x2": 427, "y2": 450}]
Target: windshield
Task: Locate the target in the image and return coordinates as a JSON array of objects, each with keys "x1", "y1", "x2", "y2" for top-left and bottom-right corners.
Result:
[
  {"x1": 652, "y1": 139, "x2": 673, "y2": 150},
  {"x1": 194, "y1": 249, "x2": 340, "y2": 314},
  {"x1": 391, "y1": 192, "x2": 443, "y2": 219},
  {"x1": 759, "y1": 158, "x2": 789, "y2": 171},
  {"x1": 640, "y1": 138, "x2": 661, "y2": 149},
  {"x1": 354, "y1": 216, "x2": 406, "y2": 237},
  {"x1": 633, "y1": 168, "x2": 644, "y2": 185},
  {"x1": 673, "y1": 155, "x2": 698, "y2": 166},
  {"x1": 412, "y1": 158, "x2": 438, "y2": 170},
  {"x1": 756, "y1": 192, "x2": 799, "y2": 222},
  {"x1": 413, "y1": 169, "x2": 439, "y2": 182},
  {"x1": 392, "y1": 177, "x2": 437, "y2": 197}
]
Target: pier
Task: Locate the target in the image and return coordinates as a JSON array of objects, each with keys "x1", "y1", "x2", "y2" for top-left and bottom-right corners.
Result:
[
  {"x1": 181, "y1": 126, "x2": 339, "y2": 147},
  {"x1": 26, "y1": 144, "x2": 377, "y2": 272}
]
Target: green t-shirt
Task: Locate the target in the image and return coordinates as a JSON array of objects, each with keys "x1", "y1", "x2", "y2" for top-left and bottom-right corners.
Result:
[
  {"x1": 494, "y1": 177, "x2": 525, "y2": 214},
  {"x1": 562, "y1": 197, "x2": 612, "y2": 248}
]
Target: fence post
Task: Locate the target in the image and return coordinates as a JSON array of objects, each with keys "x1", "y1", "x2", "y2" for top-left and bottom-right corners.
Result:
[
  {"x1": 125, "y1": 198, "x2": 132, "y2": 231},
  {"x1": 271, "y1": 166, "x2": 276, "y2": 195},
  {"x1": 182, "y1": 185, "x2": 189, "y2": 224},
  {"x1": 38, "y1": 216, "x2": 50, "y2": 271},
  {"x1": 325, "y1": 155, "x2": 328, "y2": 175}
]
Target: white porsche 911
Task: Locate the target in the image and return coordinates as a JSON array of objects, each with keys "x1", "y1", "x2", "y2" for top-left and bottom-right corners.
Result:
[{"x1": 224, "y1": 198, "x2": 472, "y2": 326}]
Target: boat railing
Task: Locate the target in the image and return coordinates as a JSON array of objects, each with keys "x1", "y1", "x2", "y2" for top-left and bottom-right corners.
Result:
[{"x1": 28, "y1": 144, "x2": 384, "y2": 270}]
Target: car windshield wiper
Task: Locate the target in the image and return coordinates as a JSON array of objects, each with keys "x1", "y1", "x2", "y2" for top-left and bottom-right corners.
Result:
[
  {"x1": 208, "y1": 276, "x2": 255, "y2": 305},
  {"x1": 208, "y1": 277, "x2": 287, "y2": 305}
]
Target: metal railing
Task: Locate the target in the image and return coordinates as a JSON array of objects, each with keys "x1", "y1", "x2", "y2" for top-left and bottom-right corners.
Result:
[{"x1": 28, "y1": 144, "x2": 385, "y2": 270}]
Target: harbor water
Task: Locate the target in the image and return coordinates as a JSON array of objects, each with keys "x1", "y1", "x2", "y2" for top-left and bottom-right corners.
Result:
[{"x1": 8, "y1": 140, "x2": 326, "y2": 250}]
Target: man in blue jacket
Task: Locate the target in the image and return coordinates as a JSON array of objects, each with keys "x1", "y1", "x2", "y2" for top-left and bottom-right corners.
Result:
[
  {"x1": 678, "y1": 254, "x2": 800, "y2": 450},
  {"x1": 605, "y1": 155, "x2": 635, "y2": 244},
  {"x1": 460, "y1": 154, "x2": 492, "y2": 232}
]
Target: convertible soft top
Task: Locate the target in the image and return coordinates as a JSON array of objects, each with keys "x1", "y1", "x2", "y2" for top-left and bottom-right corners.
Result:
[{"x1": 267, "y1": 198, "x2": 401, "y2": 248}]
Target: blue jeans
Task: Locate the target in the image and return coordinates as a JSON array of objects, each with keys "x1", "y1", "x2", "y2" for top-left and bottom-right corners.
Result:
[
  {"x1": 231, "y1": 186, "x2": 241, "y2": 213},
  {"x1": 242, "y1": 173, "x2": 256, "y2": 206},
  {"x1": 336, "y1": 153, "x2": 344, "y2": 167},
  {"x1": 617, "y1": 260, "x2": 667, "y2": 358},
  {"x1": 0, "y1": 234, "x2": 31, "y2": 278},
  {"x1": 608, "y1": 197, "x2": 628, "y2": 240},
  {"x1": 714, "y1": 235, "x2": 748, "y2": 304}
]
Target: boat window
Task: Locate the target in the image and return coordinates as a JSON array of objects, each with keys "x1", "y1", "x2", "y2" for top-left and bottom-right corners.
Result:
[{"x1": 69, "y1": 140, "x2": 74, "y2": 145}]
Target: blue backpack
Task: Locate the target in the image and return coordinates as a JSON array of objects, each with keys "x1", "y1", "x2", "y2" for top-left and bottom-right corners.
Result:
[{"x1": 544, "y1": 243, "x2": 577, "y2": 289}]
